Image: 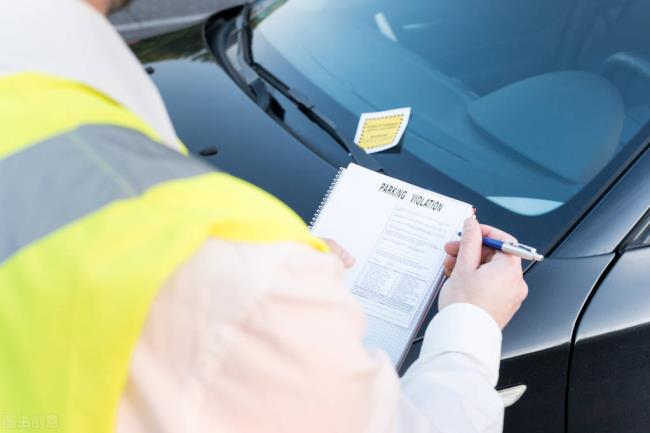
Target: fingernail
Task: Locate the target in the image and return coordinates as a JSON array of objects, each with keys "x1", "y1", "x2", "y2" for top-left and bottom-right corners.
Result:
[{"x1": 463, "y1": 217, "x2": 473, "y2": 230}]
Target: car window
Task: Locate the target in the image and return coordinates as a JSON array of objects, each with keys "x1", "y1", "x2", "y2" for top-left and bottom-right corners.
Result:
[{"x1": 247, "y1": 0, "x2": 650, "y2": 251}]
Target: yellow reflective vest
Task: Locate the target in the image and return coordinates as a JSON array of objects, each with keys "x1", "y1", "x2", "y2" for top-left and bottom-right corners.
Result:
[{"x1": 0, "y1": 73, "x2": 326, "y2": 433}]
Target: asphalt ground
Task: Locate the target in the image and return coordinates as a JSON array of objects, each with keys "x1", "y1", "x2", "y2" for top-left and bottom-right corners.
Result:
[{"x1": 110, "y1": 0, "x2": 245, "y2": 40}]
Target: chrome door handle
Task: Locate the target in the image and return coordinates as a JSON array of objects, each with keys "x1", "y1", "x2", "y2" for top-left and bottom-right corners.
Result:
[{"x1": 498, "y1": 384, "x2": 527, "y2": 407}]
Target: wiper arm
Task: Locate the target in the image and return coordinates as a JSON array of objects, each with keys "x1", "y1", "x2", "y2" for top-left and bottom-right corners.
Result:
[
  {"x1": 235, "y1": 8, "x2": 272, "y2": 110},
  {"x1": 257, "y1": 66, "x2": 385, "y2": 172},
  {"x1": 235, "y1": 5, "x2": 383, "y2": 172}
]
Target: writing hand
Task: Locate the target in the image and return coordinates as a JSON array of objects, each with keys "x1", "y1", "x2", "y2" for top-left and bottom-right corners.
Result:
[{"x1": 438, "y1": 218, "x2": 528, "y2": 329}]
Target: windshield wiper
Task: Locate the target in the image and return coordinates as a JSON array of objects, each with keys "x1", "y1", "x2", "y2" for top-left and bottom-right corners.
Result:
[{"x1": 235, "y1": 5, "x2": 383, "y2": 172}]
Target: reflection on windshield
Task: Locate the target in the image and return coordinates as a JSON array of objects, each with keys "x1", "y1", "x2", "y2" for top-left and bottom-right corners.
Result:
[{"x1": 252, "y1": 0, "x2": 650, "y2": 216}]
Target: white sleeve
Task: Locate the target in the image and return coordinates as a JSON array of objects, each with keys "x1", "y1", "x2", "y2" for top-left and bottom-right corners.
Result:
[
  {"x1": 397, "y1": 303, "x2": 504, "y2": 433},
  {"x1": 116, "y1": 240, "x2": 503, "y2": 433}
]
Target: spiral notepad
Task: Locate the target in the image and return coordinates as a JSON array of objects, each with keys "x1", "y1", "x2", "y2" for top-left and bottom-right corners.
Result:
[{"x1": 310, "y1": 163, "x2": 473, "y2": 368}]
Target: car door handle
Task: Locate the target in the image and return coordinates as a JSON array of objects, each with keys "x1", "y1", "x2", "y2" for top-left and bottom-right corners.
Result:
[{"x1": 498, "y1": 384, "x2": 527, "y2": 407}]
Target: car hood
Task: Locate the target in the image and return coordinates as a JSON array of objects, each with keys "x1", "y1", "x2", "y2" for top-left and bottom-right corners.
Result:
[{"x1": 130, "y1": 22, "x2": 337, "y2": 222}]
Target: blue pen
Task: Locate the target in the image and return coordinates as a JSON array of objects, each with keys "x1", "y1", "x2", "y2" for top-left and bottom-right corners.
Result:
[{"x1": 457, "y1": 232, "x2": 544, "y2": 262}]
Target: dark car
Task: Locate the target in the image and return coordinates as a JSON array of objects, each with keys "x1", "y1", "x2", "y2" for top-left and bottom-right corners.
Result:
[{"x1": 130, "y1": 1, "x2": 650, "y2": 431}]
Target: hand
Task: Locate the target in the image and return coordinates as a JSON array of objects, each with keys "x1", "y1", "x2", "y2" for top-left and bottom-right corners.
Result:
[
  {"x1": 438, "y1": 218, "x2": 528, "y2": 329},
  {"x1": 321, "y1": 238, "x2": 356, "y2": 268}
]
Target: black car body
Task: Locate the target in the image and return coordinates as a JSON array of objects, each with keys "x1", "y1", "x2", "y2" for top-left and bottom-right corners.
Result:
[{"x1": 130, "y1": 2, "x2": 650, "y2": 431}]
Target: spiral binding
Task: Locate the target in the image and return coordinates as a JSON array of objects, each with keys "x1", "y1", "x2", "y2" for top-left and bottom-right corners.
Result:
[{"x1": 309, "y1": 166, "x2": 347, "y2": 230}]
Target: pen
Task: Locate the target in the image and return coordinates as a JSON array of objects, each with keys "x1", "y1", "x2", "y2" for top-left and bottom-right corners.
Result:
[{"x1": 457, "y1": 232, "x2": 544, "y2": 262}]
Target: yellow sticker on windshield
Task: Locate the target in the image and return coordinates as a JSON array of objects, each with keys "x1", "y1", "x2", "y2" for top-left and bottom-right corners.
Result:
[{"x1": 354, "y1": 107, "x2": 411, "y2": 153}]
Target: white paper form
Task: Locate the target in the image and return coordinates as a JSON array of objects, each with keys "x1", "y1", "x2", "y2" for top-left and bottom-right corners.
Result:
[
  {"x1": 353, "y1": 206, "x2": 456, "y2": 328},
  {"x1": 310, "y1": 164, "x2": 472, "y2": 365}
]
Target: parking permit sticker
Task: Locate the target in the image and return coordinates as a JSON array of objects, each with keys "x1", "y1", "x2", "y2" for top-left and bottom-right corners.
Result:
[{"x1": 354, "y1": 107, "x2": 411, "y2": 153}]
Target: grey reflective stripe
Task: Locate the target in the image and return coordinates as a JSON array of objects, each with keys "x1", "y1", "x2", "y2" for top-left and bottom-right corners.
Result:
[{"x1": 0, "y1": 124, "x2": 214, "y2": 263}]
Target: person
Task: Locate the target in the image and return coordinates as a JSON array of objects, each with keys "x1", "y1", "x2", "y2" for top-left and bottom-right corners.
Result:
[{"x1": 0, "y1": 1, "x2": 528, "y2": 432}]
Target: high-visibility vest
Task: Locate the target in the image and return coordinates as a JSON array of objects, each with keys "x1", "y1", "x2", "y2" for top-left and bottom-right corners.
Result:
[{"x1": 0, "y1": 73, "x2": 327, "y2": 433}]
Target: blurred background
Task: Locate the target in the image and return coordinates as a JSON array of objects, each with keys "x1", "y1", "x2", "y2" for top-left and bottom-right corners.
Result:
[{"x1": 110, "y1": 0, "x2": 245, "y2": 41}]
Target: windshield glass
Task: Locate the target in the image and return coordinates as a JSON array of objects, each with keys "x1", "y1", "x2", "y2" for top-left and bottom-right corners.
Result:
[{"x1": 249, "y1": 0, "x2": 650, "y2": 251}]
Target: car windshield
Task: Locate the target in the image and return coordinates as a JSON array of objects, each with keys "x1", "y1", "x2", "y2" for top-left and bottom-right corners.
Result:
[{"x1": 248, "y1": 0, "x2": 650, "y2": 252}]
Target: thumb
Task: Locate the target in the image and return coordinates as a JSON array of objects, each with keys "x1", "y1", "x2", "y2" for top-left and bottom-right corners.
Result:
[{"x1": 455, "y1": 217, "x2": 482, "y2": 274}]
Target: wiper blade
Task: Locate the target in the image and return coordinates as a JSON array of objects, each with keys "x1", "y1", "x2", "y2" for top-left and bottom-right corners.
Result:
[{"x1": 235, "y1": 5, "x2": 383, "y2": 172}]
